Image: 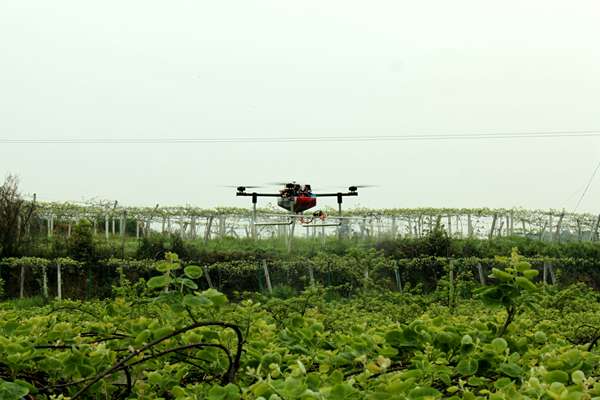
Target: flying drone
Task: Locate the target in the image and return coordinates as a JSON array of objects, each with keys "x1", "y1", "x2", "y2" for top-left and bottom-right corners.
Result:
[{"x1": 235, "y1": 182, "x2": 366, "y2": 223}]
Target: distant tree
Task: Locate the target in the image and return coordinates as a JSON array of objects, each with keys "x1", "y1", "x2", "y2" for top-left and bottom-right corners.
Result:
[
  {"x1": 0, "y1": 175, "x2": 30, "y2": 257},
  {"x1": 423, "y1": 222, "x2": 451, "y2": 257},
  {"x1": 68, "y1": 220, "x2": 95, "y2": 262}
]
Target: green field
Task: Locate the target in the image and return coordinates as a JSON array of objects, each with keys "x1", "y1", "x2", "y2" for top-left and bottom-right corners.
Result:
[{"x1": 2, "y1": 248, "x2": 600, "y2": 399}]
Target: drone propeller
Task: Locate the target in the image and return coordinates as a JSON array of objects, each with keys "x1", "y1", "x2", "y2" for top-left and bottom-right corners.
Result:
[
  {"x1": 266, "y1": 181, "x2": 298, "y2": 186},
  {"x1": 222, "y1": 185, "x2": 263, "y2": 189}
]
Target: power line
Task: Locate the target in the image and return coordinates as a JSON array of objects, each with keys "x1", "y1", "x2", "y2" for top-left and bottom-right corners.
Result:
[
  {"x1": 574, "y1": 159, "x2": 600, "y2": 212},
  {"x1": 2, "y1": 130, "x2": 600, "y2": 144}
]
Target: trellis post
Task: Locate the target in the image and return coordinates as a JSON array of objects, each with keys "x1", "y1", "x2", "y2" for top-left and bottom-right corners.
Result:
[
  {"x1": 394, "y1": 262, "x2": 402, "y2": 293},
  {"x1": 477, "y1": 263, "x2": 486, "y2": 285},
  {"x1": 203, "y1": 266, "x2": 214, "y2": 289},
  {"x1": 205, "y1": 216, "x2": 214, "y2": 242},
  {"x1": 19, "y1": 264, "x2": 25, "y2": 299},
  {"x1": 219, "y1": 215, "x2": 226, "y2": 237},
  {"x1": 555, "y1": 212, "x2": 565, "y2": 243},
  {"x1": 448, "y1": 261, "x2": 455, "y2": 308},
  {"x1": 190, "y1": 216, "x2": 197, "y2": 240},
  {"x1": 48, "y1": 214, "x2": 54, "y2": 238},
  {"x1": 308, "y1": 264, "x2": 315, "y2": 287},
  {"x1": 489, "y1": 214, "x2": 498, "y2": 240},
  {"x1": 262, "y1": 260, "x2": 272, "y2": 294},
  {"x1": 548, "y1": 262, "x2": 556, "y2": 285},
  {"x1": 593, "y1": 214, "x2": 600, "y2": 241},
  {"x1": 57, "y1": 261, "x2": 62, "y2": 300},
  {"x1": 42, "y1": 265, "x2": 48, "y2": 298}
]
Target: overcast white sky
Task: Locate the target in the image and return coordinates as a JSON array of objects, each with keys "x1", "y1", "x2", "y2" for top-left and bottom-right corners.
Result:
[{"x1": 1, "y1": 0, "x2": 599, "y2": 212}]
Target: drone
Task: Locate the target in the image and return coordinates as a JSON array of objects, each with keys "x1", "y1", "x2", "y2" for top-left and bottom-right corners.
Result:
[{"x1": 235, "y1": 182, "x2": 364, "y2": 220}]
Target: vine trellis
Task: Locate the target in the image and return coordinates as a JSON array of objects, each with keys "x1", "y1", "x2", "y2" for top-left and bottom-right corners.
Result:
[{"x1": 30, "y1": 201, "x2": 600, "y2": 242}]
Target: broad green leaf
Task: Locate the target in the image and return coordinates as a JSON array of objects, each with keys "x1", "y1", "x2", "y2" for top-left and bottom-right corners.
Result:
[
  {"x1": 491, "y1": 268, "x2": 513, "y2": 282},
  {"x1": 572, "y1": 370, "x2": 585, "y2": 385},
  {"x1": 328, "y1": 383, "x2": 358, "y2": 400},
  {"x1": 207, "y1": 383, "x2": 240, "y2": 400},
  {"x1": 184, "y1": 265, "x2": 203, "y2": 279},
  {"x1": 491, "y1": 338, "x2": 508, "y2": 353},
  {"x1": 461, "y1": 335, "x2": 473, "y2": 345},
  {"x1": 522, "y1": 269, "x2": 539, "y2": 279},
  {"x1": 147, "y1": 275, "x2": 171, "y2": 289},
  {"x1": 202, "y1": 289, "x2": 228, "y2": 307},
  {"x1": 456, "y1": 358, "x2": 478, "y2": 376},
  {"x1": 498, "y1": 362, "x2": 523, "y2": 378},
  {"x1": 134, "y1": 329, "x2": 152, "y2": 345},
  {"x1": 176, "y1": 277, "x2": 198, "y2": 290},
  {"x1": 408, "y1": 386, "x2": 441, "y2": 400},
  {"x1": 516, "y1": 261, "x2": 531, "y2": 273},
  {"x1": 534, "y1": 331, "x2": 547, "y2": 344},
  {"x1": 183, "y1": 294, "x2": 212, "y2": 307},
  {"x1": 545, "y1": 370, "x2": 569, "y2": 384},
  {"x1": 0, "y1": 381, "x2": 29, "y2": 400},
  {"x1": 155, "y1": 261, "x2": 177, "y2": 273},
  {"x1": 515, "y1": 276, "x2": 537, "y2": 291}
]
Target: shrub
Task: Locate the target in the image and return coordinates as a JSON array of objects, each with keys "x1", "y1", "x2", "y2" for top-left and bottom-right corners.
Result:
[{"x1": 68, "y1": 220, "x2": 95, "y2": 262}]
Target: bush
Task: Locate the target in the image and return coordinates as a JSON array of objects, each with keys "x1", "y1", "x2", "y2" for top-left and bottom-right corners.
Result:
[
  {"x1": 137, "y1": 233, "x2": 188, "y2": 260},
  {"x1": 68, "y1": 220, "x2": 95, "y2": 262}
]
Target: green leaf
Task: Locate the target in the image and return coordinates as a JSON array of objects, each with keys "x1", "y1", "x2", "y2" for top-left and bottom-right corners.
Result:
[
  {"x1": 177, "y1": 277, "x2": 198, "y2": 290},
  {"x1": 491, "y1": 268, "x2": 513, "y2": 282},
  {"x1": 534, "y1": 331, "x2": 547, "y2": 344},
  {"x1": 572, "y1": 370, "x2": 585, "y2": 385},
  {"x1": 202, "y1": 289, "x2": 228, "y2": 307},
  {"x1": 77, "y1": 363, "x2": 96, "y2": 377},
  {"x1": 522, "y1": 269, "x2": 539, "y2": 279},
  {"x1": 0, "y1": 381, "x2": 29, "y2": 400},
  {"x1": 408, "y1": 386, "x2": 441, "y2": 399},
  {"x1": 155, "y1": 260, "x2": 177, "y2": 273},
  {"x1": 184, "y1": 265, "x2": 203, "y2": 279},
  {"x1": 183, "y1": 294, "x2": 212, "y2": 307},
  {"x1": 385, "y1": 330, "x2": 403, "y2": 346},
  {"x1": 516, "y1": 261, "x2": 531, "y2": 273},
  {"x1": 207, "y1": 383, "x2": 240, "y2": 400},
  {"x1": 328, "y1": 383, "x2": 358, "y2": 400},
  {"x1": 494, "y1": 377, "x2": 514, "y2": 389},
  {"x1": 456, "y1": 358, "x2": 478, "y2": 376},
  {"x1": 134, "y1": 329, "x2": 152, "y2": 345},
  {"x1": 490, "y1": 337, "x2": 508, "y2": 353},
  {"x1": 545, "y1": 370, "x2": 569, "y2": 384},
  {"x1": 461, "y1": 335, "x2": 473, "y2": 345},
  {"x1": 515, "y1": 276, "x2": 537, "y2": 291},
  {"x1": 147, "y1": 275, "x2": 171, "y2": 289},
  {"x1": 498, "y1": 362, "x2": 523, "y2": 378}
]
